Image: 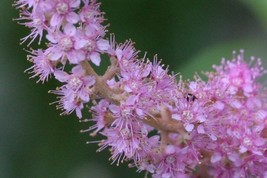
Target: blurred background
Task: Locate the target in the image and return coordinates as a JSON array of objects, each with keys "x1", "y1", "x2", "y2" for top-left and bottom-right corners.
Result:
[{"x1": 1, "y1": 0, "x2": 267, "y2": 178}]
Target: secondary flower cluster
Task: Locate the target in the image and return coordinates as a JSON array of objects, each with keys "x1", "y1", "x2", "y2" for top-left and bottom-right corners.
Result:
[{"x1": 16, "y1": 0, "x2": 267, "y2": 177}]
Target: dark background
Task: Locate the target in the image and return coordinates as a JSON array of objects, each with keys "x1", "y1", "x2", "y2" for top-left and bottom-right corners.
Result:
[{"x1": 1, "y1": 0, "x2": 267, "y2": 178}]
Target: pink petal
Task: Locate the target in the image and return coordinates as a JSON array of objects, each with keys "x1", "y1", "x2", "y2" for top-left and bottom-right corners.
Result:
[
  {"x1": 50, "y1": 50, "x2": 63, "y2": 61},
  {"x1": 97, "y1": 39, "x2": 110, "y2": 51},
  {"x1": 90, "y1": 52, "x2": 101, "y2": 66},
  {"x1": 67, "y1": 50, "x2": 85, "y2": 64},
  {"x1": 71, "y1": 65, "x2": 83, "y2": 75},
  {"x1": 54, "y1": 70, "x2": 68, "y2": 82},
  {"x1": 66, "y1": 12, "x2": 79, "y2": 24},
  {"x1": 124, "y1": 85, "x2": 132, "y2": 92},
  {"x1": 109, "y1": 105, "x2": 120, "y2": 114},
  {"x1": 50, "y1": 14, "x2": 62, "y2": 27},
  {"x1": 46, "y1": 33, "x2": 57, "y2": 43},
  {"x1": 115, "y1": 49, "x2": 123, "y2": 60},
  {"x1": 172, "y1": 114, "x2": 181, "y2": 121},
  {"x1": 64, "y1": 23, "x2": 76, "y2": 36},
  {"x1": 214, "y1": 101, "x2": 225, "y2": 110},
  {"x1": 211, "y1": 153, "x2": 222, "y2": 163},
  {"x1": 165, "y1": 145, "x2": 176, "y2": 155},
  {"x1": 239, "y1": 145, "x2": 247, "y2": 153},
  {"x1": 79, "y1": 90, "x2": 89, "y2": 102},
  {"x1": 197, "y1": 125, "x2": 205, "y2": 134},
  {"x1": 75, "y1": 107, "x2": 82, "y2": 119},
  {"x1": 136, "y1": 108, "x2": 144, "y2": 116},
  {"x1": 84, "y1": 76, "x2": 95, "y2": 86},
  {"x1": 75, "y1": 39, "x2": 88, "y2": 49},
  {"x1": 70, "y1": 0, "x2": 81, "y2": 8},
  {"x1": 125, "y1": 95, "x2": 137, "y2": 105},
  {"x1": 196, "y1": 115, "x2": 206, "y2": 123},
  {"x1": 185, "y1": 124, "x2": 194, "y2": 132}
]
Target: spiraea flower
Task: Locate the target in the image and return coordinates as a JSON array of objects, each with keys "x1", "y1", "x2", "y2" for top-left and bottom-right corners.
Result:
[
  {"x1": 50, "y1": 0, "x2": 81, "y2": 28},
  {"x1": 16, "y1": 0, "x2": 267, "y2": 177},
  {"x1": 52, "y1": 65, "x2": 95, "y2": 118},
  {"x1": 26, "y1": 49, "x2": 55, "y2": 83}
]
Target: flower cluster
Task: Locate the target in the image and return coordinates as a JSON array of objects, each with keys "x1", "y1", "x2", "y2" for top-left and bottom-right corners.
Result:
[{"x1": 16, "y1": 0, "x2": 267, "y2": 177}]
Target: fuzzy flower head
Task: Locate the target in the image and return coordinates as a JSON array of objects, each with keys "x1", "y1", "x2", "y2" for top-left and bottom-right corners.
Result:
[
  {"x1": 17, "y1": 9, "x2": 47, "y2": 44},
  {"x1": 50, "y1": 0, "x2": 81, "y2": 27},
  {"x1": 15, "y1": 0, "x2": 267, "y2": 177},
  {"x1": 26, "y1": 49, "x2": 55, "y2": 83},
  {"x1": 154, "y1": 145, "x2": 187, "y2": 178},
  {"x1": 212, "y1": 50, "x2": 266, "y2": 96},
  {"x1": 46, "y1": 23, "x2": 87, "y2": 64},
  {"x1": 52, "y1": 65, "x2": 95, "y2": 118}
]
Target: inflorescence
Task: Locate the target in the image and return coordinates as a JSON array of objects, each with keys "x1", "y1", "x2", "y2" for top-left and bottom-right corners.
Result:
[{"x1": 15, "y1": 0, "x2": 267, "y2": 177}]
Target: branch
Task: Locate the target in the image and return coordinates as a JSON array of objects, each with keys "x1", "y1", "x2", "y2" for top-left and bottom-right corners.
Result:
[
  {"x1": 80, "y1": 60, "x2": 122, "y2": 104},
  {"x1": 102, "y1": 57, "x2": 120, "y2": 81}
]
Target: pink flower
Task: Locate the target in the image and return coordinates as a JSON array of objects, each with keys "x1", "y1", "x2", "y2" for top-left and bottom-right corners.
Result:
[
  {"x1": 108, "y1": 36, "x2": 139, "y2": 63},
  {"x1": 212, "y1": 51, "x2": 266, "y2": 96},
  {"x1": 75, "y1": 30, "x2": 109, "y2": 65},
  {"x1": 52, "y1": 65, "x2": 95, "y2": 118},
  {"x1": 154, "y1": 145, "x2": 187, "y2": 178},
  {"x1": 50, "y1": 0, "x2": 81, "y2": 27},
  {"x1": 171, "y1": 99, "x2": 207, "y2": 132},
  {"x1": 46, "y1": 23, "x2": 86, "y2": 64},
  {"x1": 80, "y1": 0, "x2": 106, "y2": 37},
  {"x1": 99, "y1": 123, "x2": 144, "y2": 165},
  {"x1": 26, "y1": 49, "x2": 55, "y2": 83},
  {"x1": 83, "y1": 99, "x2": 110, "y2": 134},
  {"x1": 17, "y1": 9, "x2": 47, "y2": 44}
]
